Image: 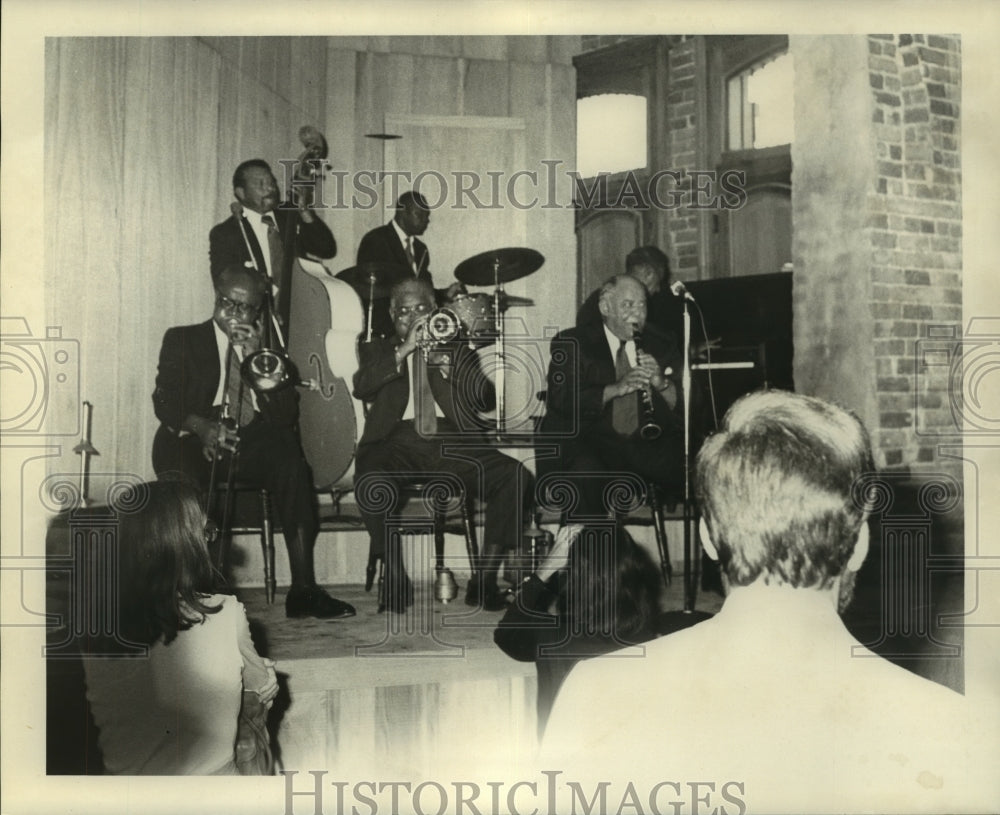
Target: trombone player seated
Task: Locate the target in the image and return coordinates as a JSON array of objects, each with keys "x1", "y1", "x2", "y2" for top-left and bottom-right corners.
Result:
[
  {"x1": 152, "y1": 263, "x2": 355, "y2": 620},
  {"x1": 540, "y1": 275, "x2": 686, "y2": 518}
]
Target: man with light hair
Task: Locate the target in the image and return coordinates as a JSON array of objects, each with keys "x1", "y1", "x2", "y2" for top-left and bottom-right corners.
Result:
[{"x1": 540, "y1": 390, "x2": 988, "y2": 813}]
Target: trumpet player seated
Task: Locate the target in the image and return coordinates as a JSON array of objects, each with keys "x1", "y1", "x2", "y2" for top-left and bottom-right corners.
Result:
[
  {"x1": 151, "y1": 264, "x2": 356, "y2": 621},
  {"x1": 353, "y1": 278, "x2": 526, "y2": 613},
  {"x1": 540, "y1": 275, "x2": 685, "y2": 518}
]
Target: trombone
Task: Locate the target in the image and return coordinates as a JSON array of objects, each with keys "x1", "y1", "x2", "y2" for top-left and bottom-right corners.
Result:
[{"x1": 230, "y1": 201, "x2": 300, "y2": 393}]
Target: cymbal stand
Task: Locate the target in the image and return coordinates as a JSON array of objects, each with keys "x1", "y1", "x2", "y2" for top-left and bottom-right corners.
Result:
[{"x1": 492, "y1": 257, "x2": 506, "y2": 439}]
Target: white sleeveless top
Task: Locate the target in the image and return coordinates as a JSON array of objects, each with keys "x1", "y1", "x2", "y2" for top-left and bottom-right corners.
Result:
[{"x1": 84, "y1": 594, "x2": 259, "y2": 775}]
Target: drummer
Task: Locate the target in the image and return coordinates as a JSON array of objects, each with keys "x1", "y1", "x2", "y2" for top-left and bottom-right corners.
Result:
[{"x1": 355, "y1": 191, "x2": 464, "y2": 338}]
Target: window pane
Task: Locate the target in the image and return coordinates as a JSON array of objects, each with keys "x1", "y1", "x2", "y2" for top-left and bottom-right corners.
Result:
[
  {"x1": 728, "y1": 52, "x2": 794, "y2": 150},
  {"x1": 576, "y1": 93, "x2": 647, "y2": 177}
]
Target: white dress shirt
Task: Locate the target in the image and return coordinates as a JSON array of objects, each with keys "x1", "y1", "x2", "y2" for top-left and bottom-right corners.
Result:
[{"x1": 603, "y1": 323, "x2": 638, "y2": 368}]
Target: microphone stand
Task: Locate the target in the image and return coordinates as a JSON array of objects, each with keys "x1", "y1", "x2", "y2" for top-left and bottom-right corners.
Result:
[
  {"x1": 681, "y1": 298, "x2": 695, "y2": 613},
  {"x1": 492, "y1": 257, "x2": 505, "y2": 440}
]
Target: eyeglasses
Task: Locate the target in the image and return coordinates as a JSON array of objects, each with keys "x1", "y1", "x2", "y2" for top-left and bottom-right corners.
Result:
[
  {"x1": 393, "y1": 303, "x2": 431, "y2": 319},
  {"x1": 203, "y1": 522, "x2": 220, "y2": 546},
  {"x1": 215, "y1": 294, "x2": 261, "y2": 320}
]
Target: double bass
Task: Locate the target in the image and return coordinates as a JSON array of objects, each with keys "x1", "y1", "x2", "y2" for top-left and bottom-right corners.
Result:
[
  {"x1": 287, "y1": 257, "x2": 365, "y2": 490},
  {"x1": 284, "y1": 126, "x2": 366, "y2": 490}
]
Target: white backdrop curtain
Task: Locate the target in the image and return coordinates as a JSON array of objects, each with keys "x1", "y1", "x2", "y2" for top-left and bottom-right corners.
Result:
[{"x1": 43, "y1": 37, "x2": 326, "y2": 490}]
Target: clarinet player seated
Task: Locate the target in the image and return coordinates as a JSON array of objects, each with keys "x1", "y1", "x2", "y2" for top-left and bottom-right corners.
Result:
[
  {"x1": 539, "y1": 275, "x2": 686, "y2": 517},
  {"x1": 151, "y1": 264, "x2": 355, "y2": 620}
]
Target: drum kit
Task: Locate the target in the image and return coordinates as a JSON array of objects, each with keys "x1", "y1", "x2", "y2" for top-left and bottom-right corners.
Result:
[{"x1": 337, "y1": 246, "x2": 544, "y2": 437}]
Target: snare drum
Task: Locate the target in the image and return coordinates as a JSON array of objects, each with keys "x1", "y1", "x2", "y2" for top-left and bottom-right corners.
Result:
[{"x1": 447, "y1": 292, "x2": 497, "y2": 339}]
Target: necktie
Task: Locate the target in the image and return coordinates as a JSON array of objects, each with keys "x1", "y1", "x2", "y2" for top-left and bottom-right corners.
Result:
[
  {"x1": 261, "y1": 214, "x2": 283, "y2": 282},
  {"x1": 412, "y1": 351, "x2": 438, "y2": 437},
  {"x1": 225, "y1": 346, "x2": 257, "y2": 428},
  {"x1": 405, "y1": 236, "x2": 417, "y2": 274},
  {"x1": 612, "y1": 342, "x2": 639, "y2": 436}
]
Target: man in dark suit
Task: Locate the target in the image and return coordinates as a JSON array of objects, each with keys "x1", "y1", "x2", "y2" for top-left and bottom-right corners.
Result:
[
  {"x1": 356, "y1": 191, "x2": 463, "y2": 338},
  {"x1": 209, "y1": 159, "x2": 336, "y2": 330},
  {"x1": 152, "y1": 264, "x2": 355, "y2": 620},
  {"x1": 352, "y1": 278, "x2": 526, "y2": 612},
  {"x1": 541, "y1": 275, "x2": 685, "y2": 517},
  {"x1": 576, "y1": 245, "x2": 681, "y2": 342}
]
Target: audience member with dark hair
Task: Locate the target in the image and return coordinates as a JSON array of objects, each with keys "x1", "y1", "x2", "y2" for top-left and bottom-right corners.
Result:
[
  {"x1": 541, "y1": 390, "x2": 987, "y2": 813},
  {"x1": 83, "y1": 480, "x2": 278, "y2": 775},
  {"x1": 494, "y1": 523, "x2": 661, "y2": 736}
]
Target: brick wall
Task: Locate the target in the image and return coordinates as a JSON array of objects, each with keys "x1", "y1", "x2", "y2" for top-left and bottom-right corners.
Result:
[
  {"x1": 665, "y1": 38, "x2": 701, "y2": 279},
  {"x1": 866, "y1": 34, "x2": 962, "y2": 473}
]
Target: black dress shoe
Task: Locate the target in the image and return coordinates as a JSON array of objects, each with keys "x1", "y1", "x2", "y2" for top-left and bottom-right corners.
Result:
[{"x1": 286, "y1": 585, "x2": 356, "y2": 620}]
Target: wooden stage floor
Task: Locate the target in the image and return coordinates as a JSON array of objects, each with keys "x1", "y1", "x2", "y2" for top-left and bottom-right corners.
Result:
[
  {"x1": 234, "y1": 575, "x2": 724, "y2": 780},
  {"x1": 238, "y1": 574, "x2": 724, "y2": 662}
]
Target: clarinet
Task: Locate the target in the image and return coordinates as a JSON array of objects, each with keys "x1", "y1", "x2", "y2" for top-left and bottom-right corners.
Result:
[{"x1": 633, "y1": 331, "x2": 663, "y2": 440}]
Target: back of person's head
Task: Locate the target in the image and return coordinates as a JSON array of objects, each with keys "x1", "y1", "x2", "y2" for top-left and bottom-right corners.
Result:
[
  {"x1": 695, "y1": 390, "x2": 874, "y2": 590},
  {"x1": 115, "y1": 479, "x2": 221, "y2": 647},
  {"x1": 561, "y1": 524, "x2": 660, "y2": 638}
]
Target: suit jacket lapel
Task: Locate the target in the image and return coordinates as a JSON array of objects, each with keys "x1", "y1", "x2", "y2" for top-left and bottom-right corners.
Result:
[
  {"x1": 583, "y1": 321, "x2": 615, "y2": 381},
  {"x1": 192, "y1": 320, "x2": 223, "y2": 412}
]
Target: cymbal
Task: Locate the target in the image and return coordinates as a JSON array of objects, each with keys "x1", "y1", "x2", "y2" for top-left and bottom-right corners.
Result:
[
  {"x1": 336, "y1": 262, "x2": 410, "y2": 299},
  {"x1": 454, "y1": 248, "x2": 544, "y2": 286}
]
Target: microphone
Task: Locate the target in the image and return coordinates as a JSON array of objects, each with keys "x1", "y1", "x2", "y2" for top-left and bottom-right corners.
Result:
[{"x1": 670, "y1": 280, "x2": 695, "y2": 301}]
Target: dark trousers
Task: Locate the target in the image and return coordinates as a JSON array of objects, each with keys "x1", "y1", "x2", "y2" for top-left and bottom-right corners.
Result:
[
  {"x1": 152, "y1": 419, "x2": 318, "y2": 587},
  {"x1": 549, "y1": 429, "x2": 685, "y2": 519},
  {"x1": 355, "y1": 422, "x2": 527, "y2": 590}
]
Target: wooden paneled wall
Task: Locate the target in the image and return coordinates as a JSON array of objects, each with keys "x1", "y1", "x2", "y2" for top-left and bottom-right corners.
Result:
[{"x1": 42, "y1": 35, "x2": 580, "y2": 485}]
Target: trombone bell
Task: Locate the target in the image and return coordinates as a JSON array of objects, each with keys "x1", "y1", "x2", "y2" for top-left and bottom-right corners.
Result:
[{"x1": 242, "y1": 349, "x2": 295, "y2": 392}]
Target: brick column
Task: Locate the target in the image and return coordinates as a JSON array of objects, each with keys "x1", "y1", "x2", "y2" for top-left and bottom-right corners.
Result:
[{"x1": 792, "y1": 34, "x2": 962, "y2": 477}]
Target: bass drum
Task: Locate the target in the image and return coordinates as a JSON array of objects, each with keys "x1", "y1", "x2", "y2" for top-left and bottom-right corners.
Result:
[{"x1": 287, "y1": 258, "x2": 366, "y2": 490}]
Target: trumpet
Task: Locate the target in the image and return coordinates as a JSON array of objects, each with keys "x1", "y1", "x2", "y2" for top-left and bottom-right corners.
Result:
[
  {"x1": 633, "y1": 331, "x2": 663, "y2": 441},
  {"x1": 417, "y1": 307, "x2": 462, "y2": 358}
]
